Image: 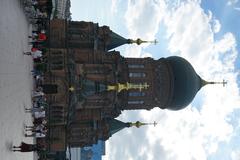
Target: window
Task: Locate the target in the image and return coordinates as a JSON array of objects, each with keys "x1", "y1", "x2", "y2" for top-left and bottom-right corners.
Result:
[
  {"x1": 71, "y1": 33, "x2": 88, "y2": 40},
  {"x1": 129, "y1": 72, "x2": 146, "y2": 77},
  {"x1": 128, "y1": 100, "x2": 144, "y2": 104},
  {"x1": 52, "y1": 56, "x2": 63, "y2": 64},
  {"x1": 128, "y1": 64, "x2": 144, "y2": 68},
  {"x1": 51, "y1": 55, "x2": 64, "y2": 70},
  {"x1": 86, "y1": 66, "x2": 111, "y2": 74},
  {"x1": 52, "y1": 51, "x2": 62, "y2": 55},
  {"x1": 128, "y1": 92, "x2": 145, "y2": 96},
  {"x1": 51, "y1": 65, "x2": 63, "y2": 70}
]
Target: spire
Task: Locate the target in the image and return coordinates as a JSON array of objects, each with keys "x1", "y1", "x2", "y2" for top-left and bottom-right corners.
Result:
[
  {"x1": 129, "y1": 121, "x2": 157, "y2": 128},
  {"x1": 108, "y1": 119, "x2": 131, "y2": 136},
  {"x1": 200, "y1": 79, "x2": 227, "y2": 88},
  {"x1": 128, "y1": 38, "x2": 158, "y2": 45},
  {"x1": 107, "y1": 32, "x2": 129, "y2": 50},
  {"x1": 108, "y1": 119, "x2": 157, "y2": 136},
  {"x1": 106, "y1": 30, "x2": 157, "y2": 50},
  {"x1": 107, "y1": 82, "x2": 149, "y2": 93}
]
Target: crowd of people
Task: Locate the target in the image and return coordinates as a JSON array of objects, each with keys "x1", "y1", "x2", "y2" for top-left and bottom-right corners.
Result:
[
  {"x1": 22, "y1": 0, "x2": 52, "y2": 23},
  {"x1": 12, "y1": 0, "x2": 52, "y2": 158}
]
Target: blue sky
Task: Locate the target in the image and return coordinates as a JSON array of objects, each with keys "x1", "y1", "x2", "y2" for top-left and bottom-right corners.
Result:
[{"x1": 70, "y1": 0, "x2": 240, "y2": 160}]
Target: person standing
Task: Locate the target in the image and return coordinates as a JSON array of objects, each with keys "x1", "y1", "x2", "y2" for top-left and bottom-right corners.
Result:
[
  {"x1": 25, "y1": 124, "x2": 47, "y2": 135},
  {"x1": 12, "y1": 142, "x2": 41, "y2": 152},
  {"x1": 33, "y1": 110, "x2": 46, "y2": 119},
  {"x1": 25, "y1": 105, "x2": 44, "y2": 113},
  {"x1": 25, "y1": 132, "x2": 46, "y2": 138},
  {"x1": 23, "y1": 49, "x2": 43, "y2": 59}
]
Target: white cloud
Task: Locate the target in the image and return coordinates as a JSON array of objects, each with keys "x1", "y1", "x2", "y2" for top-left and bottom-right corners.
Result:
[
  {"x1": 160, "y1": 2, "x2": 239, "y2": 158},
  {"x1": 164, "y1": 1, "x2": 214, "y2": 60},
  {"x1": 234, "y1": 7, "x2": 240, "y2": 11},
  {"x1": 124, "y1": 45, "x2": 142, "y2": 57},
  {"x1": 123, "y1": 45, "x2": 153, "y2": 58},
  {"x1": 212, "y1": 19, "x2": 221, "y2": 33},
  {"x1": 123, "y1": 0, "x2": 166, "y2": 58},
  {"x1": 110, "y1": 0, "x2": 118, "y2": 14},
  {"x1": 231, "y1": 150, "x2": 240, "y2": 160},
  {"x1": 104, "y1": 0, "x2": 240, "y2": 160},
  {"x1": 227, "y1": 0, "x2": 239, "y2": 6},
  {"x1": 124, "y1": 0, "x2": 166, "y2": 39}
]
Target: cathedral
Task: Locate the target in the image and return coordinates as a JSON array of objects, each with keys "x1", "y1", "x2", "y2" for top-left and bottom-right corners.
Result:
[{"x1": 44, "y1": 19, "x2": 225, "y2": 151}]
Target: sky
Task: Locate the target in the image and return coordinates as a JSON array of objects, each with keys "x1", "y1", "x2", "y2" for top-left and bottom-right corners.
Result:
[{"x1": 70, "y1": 0, "x2": 240, "y2": 160}]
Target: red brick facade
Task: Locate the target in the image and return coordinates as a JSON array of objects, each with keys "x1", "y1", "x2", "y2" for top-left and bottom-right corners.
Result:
[{"x1": 47, "y1": 19, "x2": 172, "y2": 151}]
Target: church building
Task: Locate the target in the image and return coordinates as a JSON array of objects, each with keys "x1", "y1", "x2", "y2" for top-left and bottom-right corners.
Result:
[{"x1": 44, "y1": 19, "x2": 225, "y2": 151}]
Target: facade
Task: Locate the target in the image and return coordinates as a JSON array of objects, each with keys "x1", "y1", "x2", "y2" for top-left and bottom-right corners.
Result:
[{"x1": 46, "y1": 19, "x2": 224, "y2": 151}]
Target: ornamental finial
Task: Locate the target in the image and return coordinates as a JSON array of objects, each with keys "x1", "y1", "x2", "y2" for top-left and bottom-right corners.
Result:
[
  {"x1": 128, "y1": 38, "x2": 158, "y2": 45},
  {"x1": 201, "y1": 79, "x2": 227, "y2": 87},
  {"x1": 129, "y1": 121, "x2": 158, "y2": 128}
]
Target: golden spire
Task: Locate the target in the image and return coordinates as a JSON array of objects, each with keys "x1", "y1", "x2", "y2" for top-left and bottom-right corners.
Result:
[
  {"x1": 201, "y1": 79, "x2": 227, "y2": 87},
  {"x1": 107, "y1": 82, "x2": 149, "y2": 93},
  {"x1": 128, "y1": 38, "x2": 158, "y2": 45},
  {"x1": 129, "y1": 121, "x2": 157, "y2": 128}
]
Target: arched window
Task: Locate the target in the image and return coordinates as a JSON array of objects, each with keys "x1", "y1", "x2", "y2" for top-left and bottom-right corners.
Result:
[
  {"x1": 128, "y1": 92, "x2": 145, "y2": 96},
  {"x1": 51, "y1": 54, "x2": 64, "y2": 70},
  {"x1": 128, "y1": 64, "x2": 144, "y2": 68},
  {"x1": 128, "y1": 100, "x2": 144, "y2": 104},
  {"x1": 129, "y1": 72, "x2": 146, "y2": 77}
]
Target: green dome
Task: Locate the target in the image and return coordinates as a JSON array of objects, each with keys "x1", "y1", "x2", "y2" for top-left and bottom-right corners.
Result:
[{"x1": 165, "y1": 56, "x2": 203, "y2": 110}]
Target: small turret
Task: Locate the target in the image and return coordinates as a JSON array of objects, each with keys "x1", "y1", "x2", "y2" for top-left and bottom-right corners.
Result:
[
  {"x1": 107, "y1": 30, "x2": 157, "y2": 50},
  {"x1": 108, "y1": 119, "x2": 157, "y2": 136}
]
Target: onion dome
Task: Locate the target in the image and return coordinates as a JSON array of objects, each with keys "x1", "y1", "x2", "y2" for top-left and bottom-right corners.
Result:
[{"x1": 164, "y1": 56, "x2": 226, "y2": 110}]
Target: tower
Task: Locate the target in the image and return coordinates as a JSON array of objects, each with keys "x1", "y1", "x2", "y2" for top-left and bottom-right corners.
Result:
[
  {"x1": 68, "y1": 118, "x2": 157, "y2": 147},
  {"x1": 50, "y1": 19, "x2": 154, "y2": 51}
]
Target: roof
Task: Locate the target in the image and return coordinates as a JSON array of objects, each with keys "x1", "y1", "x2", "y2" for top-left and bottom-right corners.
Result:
[
  {"x1": 164, "y1": 56, "x2": 204, "y2": 110},
  {"x1": 106, "y1": 32, "x2": 129, "y2": 50},
  {"x1": 108, "y1": 119, "x2": 130, "y2": 136}
]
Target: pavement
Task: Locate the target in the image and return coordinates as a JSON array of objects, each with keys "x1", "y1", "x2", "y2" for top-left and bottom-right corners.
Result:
[{"x1": 0, "y1": 0, "x2": 35, "y2": 159}]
